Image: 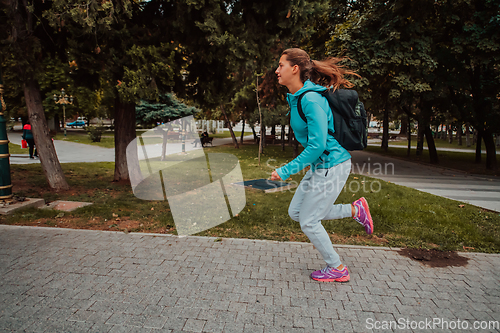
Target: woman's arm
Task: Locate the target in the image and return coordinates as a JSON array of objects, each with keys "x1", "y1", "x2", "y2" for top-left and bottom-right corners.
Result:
[{"x1": 275, "y1": 97, "x2": 328, "y2": 180}]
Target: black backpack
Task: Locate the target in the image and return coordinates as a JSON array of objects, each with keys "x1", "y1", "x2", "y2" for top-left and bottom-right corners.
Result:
[{"x1": 297, "y1": 89, "x2": 368, "y2": 151}]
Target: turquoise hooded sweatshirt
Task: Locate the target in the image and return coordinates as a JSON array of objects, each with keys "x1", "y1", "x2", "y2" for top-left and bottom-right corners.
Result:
[{"x1": 276, "y1": 80, "x2": 351, "y2": 181}]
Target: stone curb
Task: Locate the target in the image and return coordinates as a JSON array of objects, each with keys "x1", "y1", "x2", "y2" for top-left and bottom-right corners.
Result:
[{"x1": 1, "y1": 224, "x2": 498, "y2": 257}]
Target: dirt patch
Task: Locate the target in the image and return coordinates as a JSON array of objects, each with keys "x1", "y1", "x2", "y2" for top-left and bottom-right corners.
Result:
[
  {"x1": 11, "y1": 216, "x2": 167, "y2": 234},
  {"x1": 398, "y1": 248, "x2": 469, "y2": 267}
]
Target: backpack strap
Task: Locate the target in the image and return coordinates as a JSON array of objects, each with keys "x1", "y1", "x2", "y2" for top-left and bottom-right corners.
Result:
[
  {"x1": 298, "y1": 91, "x2": 335, "y2": 136},
  {"x1": 296, "y1": 91, "x2": 331, "y2": 156},
  {"x1": 296, "y1": 92, "x2": 308, "y2": 123}
]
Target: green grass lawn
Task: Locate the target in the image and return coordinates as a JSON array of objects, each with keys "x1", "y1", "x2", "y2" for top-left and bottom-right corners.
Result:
[
  {"x1": 52, "y1": 131, "x2": 116, "y2": 148},
  {"x1": 380, "y1": 134, "x2": 483, "y2": 151},
  {"x1": 8, "y1": 142, "x2": 25, "y2": 154},
  {"x1": 4, "y1": 143, "x2": 499, "y2": 253}
]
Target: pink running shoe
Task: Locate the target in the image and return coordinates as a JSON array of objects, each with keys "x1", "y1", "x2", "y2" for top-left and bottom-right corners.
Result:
[
  {"x1": 353, "y1": 197, "x2": 373, "y2": 235},
  {"x1": 310, "y1": 265, "x2": 350, "y2": 282}
]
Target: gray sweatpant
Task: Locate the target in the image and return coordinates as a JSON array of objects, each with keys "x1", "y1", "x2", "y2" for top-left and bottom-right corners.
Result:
[{"x1": 288, "y1": 159, "x2": 352, "y2": 268}]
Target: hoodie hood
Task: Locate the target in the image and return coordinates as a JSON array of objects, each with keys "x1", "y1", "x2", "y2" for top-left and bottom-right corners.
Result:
[
  {"x1": 285, "y1": 80, "x2": 327, "y2": 115},
  {"x1": 288, "y1": 80, "x2": 327, "y2": 99}
]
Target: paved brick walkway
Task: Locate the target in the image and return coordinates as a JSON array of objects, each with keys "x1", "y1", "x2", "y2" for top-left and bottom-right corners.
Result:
[{"x1": 0, "y1": 225, "x2": 499, "y2": 333}]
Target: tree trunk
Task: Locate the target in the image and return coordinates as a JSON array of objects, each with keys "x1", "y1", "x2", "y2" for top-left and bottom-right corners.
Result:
[
  {"x1": 271, "y1": 125, "x2": 276, "y2": 144},
  {"x1": 153, "y1": 127, "x2": 168, "y2": 161},
  {"x1": 161, "y1": 131, "x2": 167, "y2": 160},
  {"x1": 292, "y1": 130, "x2": 299, "y2": 158},
  {"x1": 24, "y1": 79, "x2": 70, "y2": 191},
  {"x1": 424, "y1": 126, "x2": 439, "y2": 164},
  {"x1": 251, "y1": 125, "x2": 258, "y2": 143},
  {"x1": 448, "y1": 122, "x2": 453, "y2": 144},
  {"x1": 10, "y1": 0, "x2": 69, "y2": 191},
  {"x1": 466, "y1": 123, "x2": 471, "y2": 147},
  {"x1": 416, "y1": 120, "x2": 424, "y2": 156},
  {"x1": 475, "y1": 130, "x2": 482, "y2": 164},
  {"x1": 288, "y1": 125, "x2": 293, "y2": 146},
  {"x1": 281, "y1": 124, "x2": 285, "y2": 151},
  {"x1": 54, "y1": 114, "x2": 60, "y2": 133},
  {"x1": 483, "y1": 129, "x2": 497, "y2": 170},
  {"x1": 260, "y1": 124, "x2": 265, "y2": 148},
  {"x1": 407, "y1": 114, "x2": 411, "y2": 157},
  {"x1": 381, "y1": 107, "x2": 389, "y2": 151},
  {"x1": 113, "y1": 98, "x2": 137, "y2": 182},
  {"x1": 457, "y1": 123, "x2": 462, "y2": 146},
  {"x1": 258, "y1": 124, "x2": 264, "y2": 165},
  {"x1": 240, "y1": 118, "x2": 245, "y2": 145},
  {"x1": 399, "y1": 116, "x2": 408, "y2": 135},
  {"x1": 220, "y1": 104, "x2": 239, "y2": 149},
  {"x1": 256, "y1": 76, "x2": 262, "y2": 163}
]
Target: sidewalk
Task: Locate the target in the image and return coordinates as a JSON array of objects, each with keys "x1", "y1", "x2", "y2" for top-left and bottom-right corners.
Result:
[
  {"x1": 8, "y1": 131, "x2": 115, "y2": 165},
  {"x1": 0, "y1": 225, "x2": 499, "y2": 333},
  {"x1": 7, "y1": 131, "x2": 247, "y2": 165},
  {"x1": 3, "y1": 133, "x2": 500, "y2": 332}
]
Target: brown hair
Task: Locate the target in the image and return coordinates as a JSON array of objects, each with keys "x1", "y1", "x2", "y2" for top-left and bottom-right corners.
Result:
[{"x1": 281, "y1": 48, "x2": 360, "y2": 91}]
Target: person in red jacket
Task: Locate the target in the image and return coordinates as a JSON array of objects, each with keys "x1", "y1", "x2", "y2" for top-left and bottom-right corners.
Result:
[{"x1": 22, "y1": 122, "x2": 38, "y2": 159}]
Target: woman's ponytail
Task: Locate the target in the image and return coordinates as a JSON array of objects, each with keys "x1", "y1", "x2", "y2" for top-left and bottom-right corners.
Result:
[
  {"x1": 282, "y1": 48, "x2": 360, "y2": 91},
  {"x1": 309, "y1": 57, "x2": 360, "y2": 91}
]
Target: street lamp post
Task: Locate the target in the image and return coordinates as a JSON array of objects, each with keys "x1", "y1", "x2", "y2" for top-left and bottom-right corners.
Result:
[{"x1": 53, "y1": 88, "x2": 73, "y2": 137}]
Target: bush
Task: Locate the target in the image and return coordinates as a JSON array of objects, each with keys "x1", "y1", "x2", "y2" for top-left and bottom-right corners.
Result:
[{"x1": 86, "y1": 125, "x2": 105, "y2": 142}]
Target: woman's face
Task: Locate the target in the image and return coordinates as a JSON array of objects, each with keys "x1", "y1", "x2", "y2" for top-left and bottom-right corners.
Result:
[{"x1": 275, "y1": 55, "x2": 297, "y2": 87}]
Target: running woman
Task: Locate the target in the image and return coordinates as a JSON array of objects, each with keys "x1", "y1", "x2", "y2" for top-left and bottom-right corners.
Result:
[{"x1": 271, "y1": 48, "x2": 373, "y2": 282}]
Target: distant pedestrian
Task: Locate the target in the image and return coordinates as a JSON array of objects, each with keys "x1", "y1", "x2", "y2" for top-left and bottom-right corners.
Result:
[
  {"x1": 270, "y1": 48, "x2": 373, "y2": 282},
  {"x1": 201, "y1": 131, "x2": 210, "y2": 146},
  {"x1": 22, "y1": 121, "x2": 38, "y2": 159}
]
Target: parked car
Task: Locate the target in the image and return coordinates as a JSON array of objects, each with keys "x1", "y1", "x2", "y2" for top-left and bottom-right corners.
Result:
[{"x1": 66, "y1": 119, "x2": 86, "y2": 128}]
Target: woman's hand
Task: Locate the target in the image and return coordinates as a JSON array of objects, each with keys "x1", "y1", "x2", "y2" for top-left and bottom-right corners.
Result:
[{"x1": 270, "y1": 170, "x2": 282, "y2": 181}]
